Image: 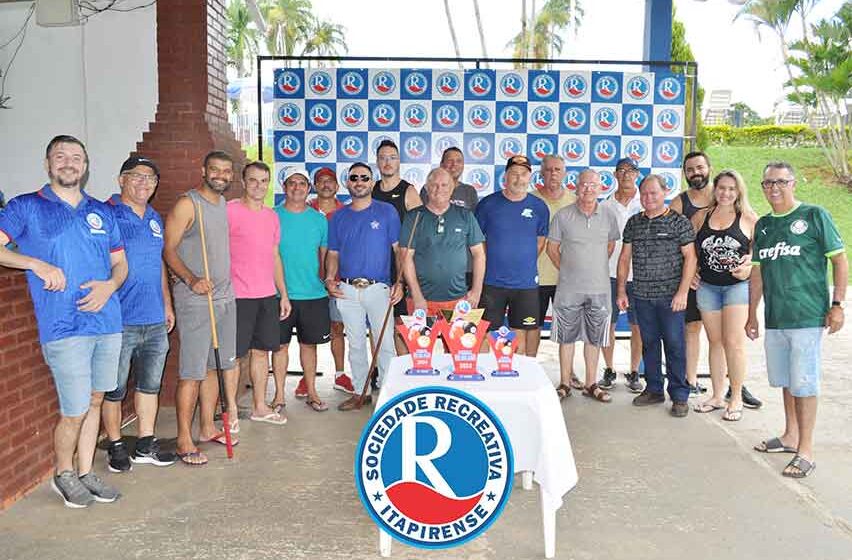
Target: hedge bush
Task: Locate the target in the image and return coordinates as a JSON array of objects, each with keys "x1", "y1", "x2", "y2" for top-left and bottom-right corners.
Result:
[{"x1": 705, "y1": 124, "x2": 823, "y2": 147}]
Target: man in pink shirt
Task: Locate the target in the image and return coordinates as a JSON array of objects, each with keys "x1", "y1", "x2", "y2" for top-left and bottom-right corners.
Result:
[{"x1": 228, "y1": 161, "x2": 291, "y2": 425}]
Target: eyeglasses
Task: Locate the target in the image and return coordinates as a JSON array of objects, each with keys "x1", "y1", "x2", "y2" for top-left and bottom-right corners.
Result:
[
  {"x1": 578, "y1": 182, "x2": 600, "y2": 189},
  {"x1": 436, "y1": 216, "x2": 445, "y2": 234},
  {"x1": 761, "y1": 178, "x2": 794, "y2": 189},
  {"x1": 378, "y1": 155, "x2": 399, "y2": 162},
  {"x1": 122, "y1": 172, "x2": 158, "y2": 184},
  {"x1": 349, "y1": 174, "x2": 371, "y2": 183},
  {"x1": 616, "y1": 167, "x2": 638, "y2": 174}
]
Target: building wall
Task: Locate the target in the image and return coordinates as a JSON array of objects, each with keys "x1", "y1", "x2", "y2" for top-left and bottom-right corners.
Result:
[{"x1": 0, "y1": 2, "x2": 157, "y2": 201}]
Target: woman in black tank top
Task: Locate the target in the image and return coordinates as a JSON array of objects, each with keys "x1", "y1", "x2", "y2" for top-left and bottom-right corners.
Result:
[{"x1": 689, "y1": 170, "x2": 758, "y2": 421}]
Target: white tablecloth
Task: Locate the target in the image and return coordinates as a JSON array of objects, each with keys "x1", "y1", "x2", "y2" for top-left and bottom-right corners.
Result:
[{"x1": 376, "y1": 353, "x2": 578, "y2": 518}]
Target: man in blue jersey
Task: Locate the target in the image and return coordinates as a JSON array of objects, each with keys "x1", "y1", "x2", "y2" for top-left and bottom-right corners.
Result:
[
  {"x1": 475, "y1": 155, "x2": 549, "y2": 355},
  {"x1": 325, "y1": 162, "x2": 402, "y2": 411},
  {"x1": 102, "y1": 157, "x2": 176, "y2": 473},
  {"x1": 0, "y1": 135, "x2": 127, "y2": 507}
]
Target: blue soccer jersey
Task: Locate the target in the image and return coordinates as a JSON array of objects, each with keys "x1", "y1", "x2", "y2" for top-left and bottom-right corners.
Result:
[
  {"x1": 328, "y1": 200, "x2": 400, "y2": 285},
  {"x1": 107, "y1": 194, "x2": 165, "y2": 326},
  {"x1": 0, "y1": 186, "x2": 124, "y2": 344},
  {"x1": 475, "y1": 191, "x2": 549, "y2": 289}
]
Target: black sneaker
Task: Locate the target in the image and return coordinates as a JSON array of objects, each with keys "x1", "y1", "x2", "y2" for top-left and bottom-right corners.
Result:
[
  {"x1": 51, "y1": 471, "x2": 94, "y2": 508},
  {"x1": 132, "y1": 437, "x2": 176, "y2": 467},
  {"x1": 79, "y1": 472, "x2": 121, "y2": 503},
  {"x1": 599, "y1": 368, "x2": 616, "y2": 390},
  {"x1": 625, "y1": 371, "x2": 644, "y2": 393},
  {"x1": 632, "y1": 390, "x2": 665, "y2": 406},
  {"x1": 107, "y1": 440, "x2": 131, "y2": 473},
  {"x1": 726, "y1": 385, "x2": 763, "y2": 409}
]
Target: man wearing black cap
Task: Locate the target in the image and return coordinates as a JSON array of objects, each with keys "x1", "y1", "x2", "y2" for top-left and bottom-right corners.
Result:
[
  {"x1": 102, "y1": 157, "x2": 177, "y2": 473},
  {"x1": 475, "y1": 155, "x2": 550, "y2": 355}
]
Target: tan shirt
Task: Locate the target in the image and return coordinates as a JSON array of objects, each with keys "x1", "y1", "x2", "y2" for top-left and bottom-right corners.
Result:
[{"x1": 532, "y1": 188, "x2": 576, "y2": 286}]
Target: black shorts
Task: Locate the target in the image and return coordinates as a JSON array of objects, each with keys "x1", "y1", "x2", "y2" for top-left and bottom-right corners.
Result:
[
  {"x1": 236, "y1": 296, "x2": 281, "y2": 358},
  {"x1": 279, "y1": 297, "x2": 331, "y2": 345},
  {"x1": 686, "y1": 288, "x2": 701, "y2": 323},
  {"x1": 538, "y1": 285, "x2": 557, "y2": 323},
  {"x1": 481, "y1": 285, "x2": 540, "y2": 331}
]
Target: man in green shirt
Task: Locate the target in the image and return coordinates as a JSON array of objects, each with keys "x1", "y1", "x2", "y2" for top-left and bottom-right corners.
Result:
[
  {"x1": 747, "y1": 161, "x2": 846, "y2": 478},
  {"x1": 401, "y1": 168, "x2": 486, "y2": 316}
]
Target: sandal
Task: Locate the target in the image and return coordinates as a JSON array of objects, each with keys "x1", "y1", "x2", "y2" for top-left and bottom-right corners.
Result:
[
  {"x1": 694, "y1": 402, "x2": 724, "y2": 413},
  {"x1": 721, "y1": 408, "x2": 743, "y2": 422},
  {"x1": 582, "y1": 383, "x2": 611, "y2": 403},
  {"x1": 176, "y1": 450, "x2": 208, "y2": 466},
  {"x1": 783, "y1": 455, "x2": 816, "y2": 478},
  {"x1": 306, "y1": 398, "x2": 329, "y2": 412},
  {"x1": 556, "y1": 383, "x2": 571, "y2": 400},
  {"x1": 200, "y1": 431, "x2": 240, "y2": 447},
  {"x1": 271, "y1": 403, "x2": 286, "y2": 415},
  {"x1": 754, "y1": 437, "x2": 797, "y2": 454},
  {"x1": 569, "y1": 374, "x2": 584, "y2": 390}
]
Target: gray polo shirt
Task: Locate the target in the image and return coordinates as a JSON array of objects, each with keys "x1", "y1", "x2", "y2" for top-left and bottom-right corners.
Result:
[{"x1": 548, "y1": 202, "x2": 621, "y2": 298}]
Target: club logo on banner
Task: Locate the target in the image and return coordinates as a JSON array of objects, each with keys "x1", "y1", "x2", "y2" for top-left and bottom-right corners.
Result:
[
  {"x1": 273, "y1": 68, "x2": 686, "y2": 200},
  {"x1": 356, "y1": 387, "x2": 513, "y2": 549}
]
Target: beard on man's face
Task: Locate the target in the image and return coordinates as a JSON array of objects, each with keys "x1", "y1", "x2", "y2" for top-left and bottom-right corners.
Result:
[
  {"x1": 204, "y1": 175, "x2": 230, "y2": 193},
  {"x1": 687, "y1": 174, "x2": 709, "y2": 190}
]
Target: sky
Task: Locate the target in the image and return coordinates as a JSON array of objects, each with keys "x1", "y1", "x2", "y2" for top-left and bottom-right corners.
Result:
[{"x1": 306, "y1": 0, "x2": 845, "y2": 117}]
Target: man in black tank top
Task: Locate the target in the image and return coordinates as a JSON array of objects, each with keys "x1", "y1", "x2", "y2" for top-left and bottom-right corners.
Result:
[{"x1": 373, "y1": 140, "x2": 422, "y2": 355}]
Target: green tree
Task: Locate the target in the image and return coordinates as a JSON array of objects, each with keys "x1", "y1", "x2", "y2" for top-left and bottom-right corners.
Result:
[
  {"x1": 225, "y1": 0, "x2": 261, "y2": 78},
  {"x1": 671, "y1": 5, "x2": 706, "y2": 150},
  {"x1": 730, "y1": 102, "x2": 771, "y2": 126},
  {"x1": 260, "y1": 0, "x2": 313, "y2": 62},
  {"x1": 301, "y1": 19, "x2": 348, "y2": 62},
  {"x1": 509, "y1": 0, "x2": 583, "y2": 68}
]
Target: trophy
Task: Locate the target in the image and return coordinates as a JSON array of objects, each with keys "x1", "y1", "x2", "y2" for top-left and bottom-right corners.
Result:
[
  {"x1": 435, "y1": 300, "x2": 490, "y2": 381},
  {"x1": 397, "y1": 308, "x2": 440, "y2": 375},
  {"x1": 487, "y1": 325, "x2": 519, "y2": 377}
]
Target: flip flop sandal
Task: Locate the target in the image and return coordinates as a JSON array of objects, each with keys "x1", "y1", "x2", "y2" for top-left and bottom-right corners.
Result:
[
  {"x1": 176, "y1": 450, "x2": 208, "y2": 466},
  {"x1": 250, "y1": 411, "x2": 287, "y2": 425},
  {"x1": 556, "y1": 383, "x2": 571, "y2": 400},
  {"x1": 694, "y1": 402, "x2": 724, "y2": 413},
  {"x1": 271, "y1": 403, "x2": 286, "y2": 415},
  {"x1": 582, "y1": 383, "x2": 612, "y2": 403},
  {"x1": 754, "y1": 437, "x2": 797, "y2": 454},
  {"x1": 722, "y1": 408, "x2": 743, "y2": 422},
  {"x1": 201, "y1": 431, "x2": 240, "y2": 447},
  {"x1": 569, "y1": 374, "x2": 585, "y2": 390},
  {"x1": 783, "y1": 455, "x2": 816, "y2": 478},
  {"x1": 306, "y1": 398, "x2": 329, "y2": 412}
]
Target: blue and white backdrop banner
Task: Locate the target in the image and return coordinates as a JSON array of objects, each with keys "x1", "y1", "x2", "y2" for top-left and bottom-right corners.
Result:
[{"x1": 271, "y1": 67, "x2": 686, "y2": 201}]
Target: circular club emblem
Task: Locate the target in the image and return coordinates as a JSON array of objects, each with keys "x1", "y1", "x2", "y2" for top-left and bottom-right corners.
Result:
[
  {"x1": 404, "y1": 136, "x2": 428, "y2": 159},
  {"x1": 625, "y1": 108, "x2": 650, "y2": 133},
  {"x1": 467, "y1": 104, "x2": 492, "y2": 129},
  {"x1": 659, "y1": 172, "x2": 679, "y2": 196},
  {"x1": 86, "y1": 212, "x2": 103, "y2": 230},
  {"x1": 340, "y1": 71, "x2": 365, "y2": 95},
  {"x1": 499, "y1": 137, "x2": 523, "y2": 159},
  {"x1": 655, "y1": 140, "x2": 679, "y2": 165},
  {"x1": 593, "y1": 138, "x2": 617, "y2": 164},
  {"x1": 148, "y1": 219, "x2": 161, "y2": 235},
  {"x1": 340, "y1": 103, "x2": 365, "y2": 127},
  {"x1": 403, "y1": 167, "x2": 425, "y2": 186},
  {"x1": 405, "y1": 72, "x2": 429, "y2": 96},
  {"x1": 434, "y1": 135, "x2": 459, "y2": 155},
  {"x1": 499, "y1": 72, "x2": 524, "y2": 97},
  {"x1": 467, "y1": 168, "x2": 491, "y2": 191},
  {"x1": 371, "y1": 134, "x2": 394, "y2": 155},
  {"x1": 530, "y1": 106, "x2": 556, "y2": 130},
  {"x1": 404, "y1": 104, "x2": 429, "y2": 128},
  {"x1": 372, "y1": 71, "x2": 397, "y2": 96},
  {"x1": 594, "y1": 107, "x2": 618, "y2": 131},
  {"x1": 656, "y1": 109, "x2": 680, "y2": 132},
  {"x1": 623, "y1": 140, "x2": 648, "y2": 165},
  {"x1": 277, "y1": 102, "x2": 301, "y2": 127},
  {"x1": 466, "y1": 136, "x2": 491, "y2": 160},
  {"x1": 498, "y1": 105, "x2": 523, "y2": 130},
  {"x1": 467, "y1": 71, "x2": 493, "y2": 97},
  {"x1": 561, "y1": 137, "x2": 586, "y2": 164},
  {"x1": 626, "y1": 75, "x2": 650, "y2": 100},
  {"x1": 531, "y1": 171, "x2": 544, "y2": 190},
  {"x1": 530, "y1": 137, "x2": 555, "y2": 160},
  {"x1": 564, "y1": 170, "x2": 579, "y2": 192},
  {"x1": 371, "y1": 103, "x2": 397, "y2": 128},
  {"x1": 562, "y1": 106, "x2": 587, "y2": 132},
  {"x1": 594, "y1": 75, "x2": 619, "y2": 100},
  {"x1": 277, "y1": 134, "x2": 302, "y2": 159},
  {"x1": 790, "y1": 219, "x2": 808, "y2": 235},
  {"x1": 308, "y1": 70, "x2": 332, "y2": 95},
  {"x1": 599, "y1": 170, "x2": 616, "y2": 197},
  {"x1": 309, "y1": 135, "x2": 333, "y2": 158},
  {"x1": 308, "y1": 103, "x2": 333, "y2": 127},
  {"x1": 435, "y1": 104, "x2": 461, "y2": 128},
  {"x1": 562, "y1": 74, "x2": 587, "y2": 98},
  {"x1": 531, "y1": 73, "x2": 556, "y2": 97},
  {"x1": 276, "y1": 70, "x2": 301, "y2": 95},
  {"x1": 435, "y1": 72, "x2": 460, "y2": 96},
  {"x1": 657, "y1": 77, "x2": 682, "y2": 101},
  {"x1": 339, "y1": 134, "x2": 365, "y2": 159},
  {"x1": 356, "y1": 387, "x2": 513, "y2": 549}
]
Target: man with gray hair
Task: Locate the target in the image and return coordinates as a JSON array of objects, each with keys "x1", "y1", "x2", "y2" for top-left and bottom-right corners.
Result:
[{"x1": 546, "y1": 169, "x2": 620, "y2": 402}]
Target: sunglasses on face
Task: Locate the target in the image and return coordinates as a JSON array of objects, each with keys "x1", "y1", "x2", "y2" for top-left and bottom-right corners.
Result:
[{"x1": 349, "y1": 174, "x2": 371, "y2": 183}]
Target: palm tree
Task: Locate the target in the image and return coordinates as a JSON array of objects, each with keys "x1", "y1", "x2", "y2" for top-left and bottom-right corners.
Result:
[
  {"x1": 472, "y1": 0, "x2": 489, "y2": 62},
  {"x1": 260, "y1": 0, "x2": 314, "y2": 63},
  {"x1": 510, "y1": 0, "x2": 582, "y2": 68},
  {"x1": 226, "y1": 0, "x2": 261, "y2": 78},
  {"x1": 301, "y1": 19, "x2": 348, "y2": 66},
  {"x1": 442, "y1": 0, "x2": 464, "y2": 69}
]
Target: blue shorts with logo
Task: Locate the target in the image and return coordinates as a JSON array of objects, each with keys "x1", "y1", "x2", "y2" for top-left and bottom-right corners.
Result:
[{"x1": 42, "y1": 333, "x2": 122, "y2": 416}]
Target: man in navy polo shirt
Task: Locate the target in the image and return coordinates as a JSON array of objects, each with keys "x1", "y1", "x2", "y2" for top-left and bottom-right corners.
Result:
[
  {"x1": 325, "y1": 162, "x2": 402, "y2": 411},
  {"x1": 102, "y1": 156, "x2": 177, "y2": 473},
  {"x1": 475, "y1": 155, "x2": 550, "y2": 355},
  {"x1": 0, "y1": 135, "x2": 127, "y2": 507}
]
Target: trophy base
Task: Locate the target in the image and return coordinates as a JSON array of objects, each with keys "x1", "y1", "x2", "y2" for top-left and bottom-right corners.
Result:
[
  {"x1": 404, "y1": 368, "x2": 440, "y2": 376},
  {"x1": 490, "y1": 369, "x2": 519, "y2": 377},
  {"x1": 447, "y1": 372, "x2": 486, "y2": 381}
]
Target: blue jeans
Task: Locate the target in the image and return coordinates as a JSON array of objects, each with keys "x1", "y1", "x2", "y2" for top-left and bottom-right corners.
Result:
[
  {"x1": 336, "y1": 282, "x2": 395, "y2": 395},
  {"x1": 105, "y1": 323, "x2": 170, "y2": 402},
  {"x1": 42, "y1": 333, "x2": 122, "y2": 416},
  {"x1": 633, "y1": 297, "x2": 689, "y2": 402}
]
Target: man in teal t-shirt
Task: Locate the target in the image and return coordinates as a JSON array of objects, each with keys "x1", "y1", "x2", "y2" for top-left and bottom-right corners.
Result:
[
  {"x1": 273, "y1": 168, "x2": 331, "y2": 412},
  {"x1": 747, "y1": 161, "x2": 846, "y2": 479}
]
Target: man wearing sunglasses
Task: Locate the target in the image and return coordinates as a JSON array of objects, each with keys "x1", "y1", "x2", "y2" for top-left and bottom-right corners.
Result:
[
  {"x1": 325, "y1": 163, "x2": 402, "y2": 411},
  {"x1": 747, "y1": 161, "x2": 846, "y2": 479}
]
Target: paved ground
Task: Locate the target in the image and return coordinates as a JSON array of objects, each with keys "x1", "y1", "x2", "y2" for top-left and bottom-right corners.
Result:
[{"x1": 2, "y1": 310, "x2": 851, "y2": 560}]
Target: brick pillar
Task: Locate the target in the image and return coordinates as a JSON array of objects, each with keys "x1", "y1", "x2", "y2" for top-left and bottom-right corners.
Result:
[{"x1": 132, "y1": 0, "x2": 246, "y2": 405}]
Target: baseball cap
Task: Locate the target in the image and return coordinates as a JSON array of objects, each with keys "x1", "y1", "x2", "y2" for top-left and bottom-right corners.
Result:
[
  {"x1": 282, "y1": 166, "x2": 311, "y2": 185},
  {"x1": 314, "y1": 167, "x2": 336, "y2": 182},
  {"x1": 120, "y1": 156, "x2": 160, "y2": 178},
  {"x1": 615, "y1": 157, "x2": 638, "y2": 171},
  {"x1": 505, "y1": 155, "x2": 532, "y2": 172}
]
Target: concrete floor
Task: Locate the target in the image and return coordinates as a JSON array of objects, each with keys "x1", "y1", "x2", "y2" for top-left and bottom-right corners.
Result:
[{"x1": 2, "y1": 320, "x2": 851, "y2": 560}]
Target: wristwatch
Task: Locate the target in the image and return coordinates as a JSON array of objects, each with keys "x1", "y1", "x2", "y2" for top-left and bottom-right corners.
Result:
[{"x1": 831, "y1": 300, "x2": 845, "y2": 309}]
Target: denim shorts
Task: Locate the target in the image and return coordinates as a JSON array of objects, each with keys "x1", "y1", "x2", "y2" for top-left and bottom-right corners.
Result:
[
  {"x1": 609, "y1": 278, "x2": 636, "y2": 325},
  {"x1": 696, "y1": 281, "x2": 749, "y2": 312},
  {"x1": 104, "y1": 324, "x2": 169, "y2": 402},
  {"x1": 42, "y1": 333, "x2": 122, "y2": 417},
  {"x1": 765, "y1": 327, "x2": 822, "y2": 397}
]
